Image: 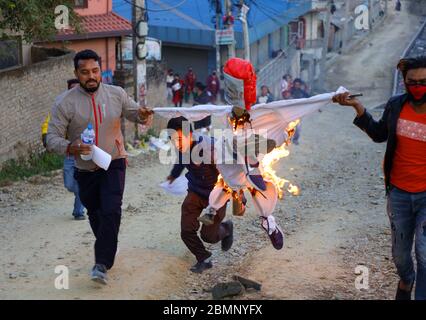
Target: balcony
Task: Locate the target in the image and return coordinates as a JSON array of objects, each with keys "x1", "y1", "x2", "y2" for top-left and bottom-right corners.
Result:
[{"x1": 295, "y1": 38, "x2": 324, "y2": 50}]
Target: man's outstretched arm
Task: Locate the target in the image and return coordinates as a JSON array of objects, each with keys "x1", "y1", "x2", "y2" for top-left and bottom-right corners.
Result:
[{"x1": 333, "y1": 92, "x2": 390, "y2": 143}]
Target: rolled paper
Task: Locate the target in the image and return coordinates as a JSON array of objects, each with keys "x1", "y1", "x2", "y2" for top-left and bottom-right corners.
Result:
[{"x1": 92, "y1": 145, "x2": 112, "y2": 171}]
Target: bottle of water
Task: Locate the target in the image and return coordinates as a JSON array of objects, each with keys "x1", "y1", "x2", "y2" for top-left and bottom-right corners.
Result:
[{"x1": 80, "y1": 124, "x2": 95, "y2": 161}]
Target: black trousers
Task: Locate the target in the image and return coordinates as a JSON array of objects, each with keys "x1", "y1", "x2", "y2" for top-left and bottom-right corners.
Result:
[{"x1": 74, "y1": 159, "x2": 126, "y2": 270}]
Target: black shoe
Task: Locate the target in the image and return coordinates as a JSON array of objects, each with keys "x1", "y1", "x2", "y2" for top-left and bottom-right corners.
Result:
[
  {"x1": 91, "y1": 264, "x2": 108, "y2": 285},
  {"x1": 261, "y1": 216, "x2": 284, "y2": 250},
  {"x1": 221, "y1": 220, "x2": 234, "y2": 251},
  {"x1": 395, "y1": 280, "x2": 413, "y2": 300},
  {"x1": 190, "y1": 260, "x2": 213, "y2": 274},
  {"x1": 74, "y1": 215, "x2": 85, "y2": 221}
]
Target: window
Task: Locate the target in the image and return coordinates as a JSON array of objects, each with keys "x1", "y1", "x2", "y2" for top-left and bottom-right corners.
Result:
[
  {"x1": 74, "y1": 0, "x2": 88, "y2": 9},
  {"x1": 298, "y1": 20, "x2": 304, "y2": 38},
  {"x1": 0, "y1": 37, "x2": 22, "y2": 72}
]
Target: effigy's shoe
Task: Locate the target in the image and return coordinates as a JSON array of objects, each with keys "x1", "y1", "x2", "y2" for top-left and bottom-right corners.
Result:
[
  {"x1": 197, "y1": 213, "x2": 215, "y2": 226},
  {"x1": 261, "y1": 216, "x2": 284, "y2": 250},
  {"x1": 198, "y1": 206, "x2": 216, "y2": 226}
]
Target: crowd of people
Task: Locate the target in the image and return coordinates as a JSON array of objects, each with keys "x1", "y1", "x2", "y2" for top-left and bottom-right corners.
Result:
[
  {"x1": 166, "y1": 67, "x2": 311, "y2": 108},
  {"x1": 166, "y1": 68, "x2": 221, "y2": 107}
]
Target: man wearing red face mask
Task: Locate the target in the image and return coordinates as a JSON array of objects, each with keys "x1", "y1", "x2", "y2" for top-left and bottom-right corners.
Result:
[{"x1": 333, "y1": 56, "x2": 426, "y2": 300}]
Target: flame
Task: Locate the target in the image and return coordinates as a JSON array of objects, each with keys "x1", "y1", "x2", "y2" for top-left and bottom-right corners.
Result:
[
  {"x1": 215, "y1": 119, "x2": 301, "y2": 200},
  {"x1": 287, "y1": 184, "x2": 300, "y2": 196},
  {"x1": 216, "y1": 175, "x2": 233, "y2": 194},
  {"x1": 261, "y1": 120, "x2": 301, "y2": 199}
]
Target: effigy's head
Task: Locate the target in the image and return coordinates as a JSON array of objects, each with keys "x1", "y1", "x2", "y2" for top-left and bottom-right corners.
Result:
[{"x1": 223, "y1": 58, "x2": 257, "y2": 111}]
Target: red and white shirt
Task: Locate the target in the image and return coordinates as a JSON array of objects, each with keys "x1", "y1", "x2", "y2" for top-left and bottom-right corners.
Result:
[{"x1": 391, "y1": 102, "x2": 426, "y2": 193}]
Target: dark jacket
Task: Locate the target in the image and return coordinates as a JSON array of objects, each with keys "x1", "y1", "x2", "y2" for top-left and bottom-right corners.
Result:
[
  {"x1": 170, "y1": 136, "x2": 218, "y2": 199},
  {"x1": 194, "y1": 90, "x2": 212, "y2": 105},
  {"x1": 290, "y1": 88, "x2": 310, "y2": 99},
  {"x1": 353, "y1": 93, "x2": 408, "y2": 193}
]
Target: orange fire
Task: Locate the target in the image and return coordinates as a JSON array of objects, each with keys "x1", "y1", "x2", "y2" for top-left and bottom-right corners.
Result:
[
  {"x1": 261, "y1": 120, "x2": 301, "y2": 199},
  {"x1": 217, "y1": 118, "x2": 301, "y2": 200}
]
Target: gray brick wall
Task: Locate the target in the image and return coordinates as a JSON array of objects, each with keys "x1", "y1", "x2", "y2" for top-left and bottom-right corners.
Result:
[
  {"x1": 0, "y1": 54, "x2": 168, "y2": 166},
  {"x1": 0, "y1": 53, "x2": 75, "y2": 164}
]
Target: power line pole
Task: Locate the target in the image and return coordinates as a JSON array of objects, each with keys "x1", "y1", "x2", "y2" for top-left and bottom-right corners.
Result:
[
  {"x1": 239, "y1": 0, "x2": 250, "y2": 61},
  {"x1": 225, "y1": 0, "x2": 236, "y2": 58},
  {"x1": 215, "y1": 0, "x2": 221, "y2": 73},
  {"x1": 317, "y1": 0, "x2": 332, "y2": 91},
  {"x1": 131, "y1": 0, "x2": 148, "y2": 141},
  {"x1": 342, "y1": 0, "x2": 351, "y2": 51},
  {"x1": 132, "y1": 0, "x2": 148, "y2": 105},
  {"x1": 368, "y1": 0, "x2": 373, "y2": 33}
]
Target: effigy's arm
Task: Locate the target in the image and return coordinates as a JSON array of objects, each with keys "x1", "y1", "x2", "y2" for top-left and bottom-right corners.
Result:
[{"x1": 249, "y1": 87, "x2": 348, "y2": 146}]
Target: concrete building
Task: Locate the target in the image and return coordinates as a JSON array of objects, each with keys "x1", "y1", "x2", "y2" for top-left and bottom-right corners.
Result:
[
  {"x1": 299, "y1": 0, "x2": 387, "y2": 85},
  {"x1": 299, "y1": 0, "x2": 329, "y2": 86},
  {"x1": 113, "y1": 0, "x2": 313, "y2": 94},
  {"x1": 38, "y1": 0, "x2": 132, "y2": 83}
]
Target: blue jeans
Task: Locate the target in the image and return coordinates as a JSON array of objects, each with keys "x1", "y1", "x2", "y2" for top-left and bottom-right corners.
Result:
[
  {"x1": 387, "y1": 186, "x2": 426, "y2": 300},
  {"x1": 63, "y1": 156, "x2": 85, "y2": 217}
]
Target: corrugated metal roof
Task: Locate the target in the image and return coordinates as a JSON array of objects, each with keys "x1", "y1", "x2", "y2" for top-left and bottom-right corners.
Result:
[{"x1": 113, "y1": 0, "x2": 312, "y2": 47}]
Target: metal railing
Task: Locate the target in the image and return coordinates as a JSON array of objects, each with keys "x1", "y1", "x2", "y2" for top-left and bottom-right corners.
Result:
[
  {"x1": 302, "y1": 38, "x2": 324, "y2": 49},
  {"x1": 257, "y1": 40, "x2": 298, "y2": 98}
]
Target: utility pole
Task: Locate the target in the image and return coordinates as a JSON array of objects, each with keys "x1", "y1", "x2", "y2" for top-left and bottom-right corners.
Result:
[
  {"x1": 131, "y1": 0, "x2": 148, "y2": 141},
  {"x1": 132, "y1": 0, "x2": 148, "y2": 105},
  {"x1": 239, "y1": 0, "x2": 250, "y2": 61},
  {"x1": 132, "y1": 1, "x2": 137, "y2": 102},
  {"x1": 215, "y1": 0, "x2": 221, "y2": 74},
  {"x1": 368, "y1": 0, "x2": 373, "y2": 32},
  {"x1": 342, "y1": 0, "x2": 351, "y2": 52},
  {"x1": 317, "y1": 0, "x2": 332, "y2": 91},
  {"x1": 225, "y1": 0, "x2": 236, "y2": 58}
]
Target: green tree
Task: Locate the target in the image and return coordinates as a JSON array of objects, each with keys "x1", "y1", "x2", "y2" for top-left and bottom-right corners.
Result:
[{"x1": 0, "y1": 0, "x2": 80, "y2": 42}]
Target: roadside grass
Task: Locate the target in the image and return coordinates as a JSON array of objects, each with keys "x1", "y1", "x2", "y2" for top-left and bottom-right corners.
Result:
[{"x1": 0, "y1": 152, "x2": 64, "y2": 187}]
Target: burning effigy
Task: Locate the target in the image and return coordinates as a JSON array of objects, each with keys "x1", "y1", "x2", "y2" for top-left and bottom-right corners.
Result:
[{"x1": 155, "y1": 58, "x2": 347, "y2": 250}]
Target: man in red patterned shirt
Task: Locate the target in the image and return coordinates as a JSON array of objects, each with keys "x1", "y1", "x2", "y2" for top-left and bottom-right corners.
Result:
[{"x1": 333, "y1": 56, "x2": 426, "y2": 300}]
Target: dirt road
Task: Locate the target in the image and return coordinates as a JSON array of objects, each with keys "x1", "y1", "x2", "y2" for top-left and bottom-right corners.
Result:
[{"x1": 0, "y1": 8, "x2": 423, "y2": 300}]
